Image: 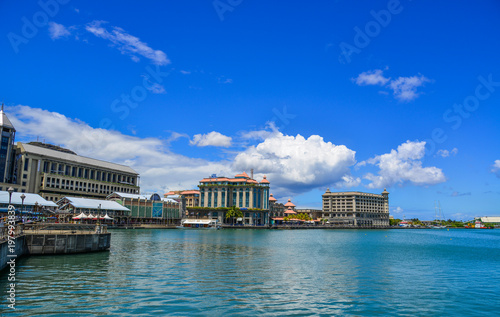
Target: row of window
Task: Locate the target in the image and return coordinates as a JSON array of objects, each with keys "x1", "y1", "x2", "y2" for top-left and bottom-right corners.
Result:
[
  {"x1": 36, "y1": 159, "x2": 136, "y2": 185},
  {"x1": 43, "y1": 176, "x2": 138, "y2": 195}
]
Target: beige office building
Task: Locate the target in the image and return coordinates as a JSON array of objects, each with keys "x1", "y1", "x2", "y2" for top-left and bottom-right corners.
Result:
[{"x1": 322, "y1": 188, "x2": 389, "y2": 227}]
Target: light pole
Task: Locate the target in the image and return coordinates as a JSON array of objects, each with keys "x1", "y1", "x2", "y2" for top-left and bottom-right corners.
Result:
[
  {"x1": 20, "y1": 194, "x2": 26, "y2": 222},
  {"x1": 7, "y1": 187, "x2": 14, "y2": 206}
]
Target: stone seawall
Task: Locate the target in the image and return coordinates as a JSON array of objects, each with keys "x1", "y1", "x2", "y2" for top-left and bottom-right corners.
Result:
[
  {"x1": 25, "y1": 233, "x2": 111, "y2": 255},
  {"x1": 0, "y1": 236, "x2": 28, "y2": 271}
]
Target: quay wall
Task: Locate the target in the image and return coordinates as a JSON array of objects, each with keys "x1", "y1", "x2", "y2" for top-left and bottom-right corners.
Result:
[
  {"x1": 0, "y1": 236, "x2": 28, "y2": 271},
  {"x1": 25, "y1": 233, "x2": 111, "y2": 255}
]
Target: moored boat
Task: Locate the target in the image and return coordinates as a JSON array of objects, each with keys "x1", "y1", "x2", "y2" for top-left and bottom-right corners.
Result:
[{"x1": 177, "y1": 219, "x2": 221, "y2": 229}]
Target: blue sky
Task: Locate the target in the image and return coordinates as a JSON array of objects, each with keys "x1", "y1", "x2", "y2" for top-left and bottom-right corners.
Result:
[{"x1": 1, "y1": 0, "x2": 500, "y2": 220}]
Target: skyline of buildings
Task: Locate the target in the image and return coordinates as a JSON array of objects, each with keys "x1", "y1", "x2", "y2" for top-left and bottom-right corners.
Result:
[{"x1": 0, "y1": 107, "x2": 495, "y2": 222}]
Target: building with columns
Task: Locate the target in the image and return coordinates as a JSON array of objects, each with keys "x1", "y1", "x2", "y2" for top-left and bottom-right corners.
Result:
[
  {"x1": 322, "y1": 188, "x2": 390, "y2": 227},
  {"x1": 191, "y1": 172, "x2": 270, "y2": 225}
]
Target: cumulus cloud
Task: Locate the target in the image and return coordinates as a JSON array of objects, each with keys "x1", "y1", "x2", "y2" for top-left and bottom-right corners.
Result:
[
  {"x1": 85, "y1": 20, "x2": 170, "y2": 65},
  {"x1": 233, "y1": 133, "x2": 358, "y2": 195},
  {"x1": 361, "y1": 140, "x2": 446, "y2": 188},
  {"x1": 354, "y1": 69, "x2": 431, "y2": 102},
  {"x1": 437, "y1": 148, "x2": 458, "y2": 158},
  {"x1": 7, "y1": 105, "x2": 230, "y2": 193},
  {"x1": 48, "y1": 22, "x2": 71, "y2": 40},
  {"x1": 190, "y1": 132, "x2": 232, "y2": 147},
  {"x1": 353, "y1": 69, "x2": 390, "y2": 86},
  {"x1": 492, "y1": 160, "x2": 500, "y2": 178}
]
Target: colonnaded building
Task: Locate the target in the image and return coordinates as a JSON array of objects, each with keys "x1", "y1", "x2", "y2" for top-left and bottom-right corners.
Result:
[
  {"x1": 0, "y1": 107, "x2": 140, "y2": 201},
  {"x1": 322, "y1": 188, "x2": 390, "y2": 227},
  {"x1": 189, "y1": 172, "x2": 270, "y2": 225}
]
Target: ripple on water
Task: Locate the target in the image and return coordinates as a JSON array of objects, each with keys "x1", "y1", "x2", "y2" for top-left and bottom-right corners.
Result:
[{"x1": 1, "y1": 229, "x2": 499, "y2": 316}]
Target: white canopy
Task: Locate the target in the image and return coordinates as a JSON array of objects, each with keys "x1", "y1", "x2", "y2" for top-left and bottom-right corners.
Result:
[
  {"x1": 103, "y1": 214, "x2": 114, "y2": 220},
  {"x1": 72, "y1": 212, "x2": 88, "y2": 220},
  {"x1": 0, "y1": 191, "x2": 58, "y2": 207}
]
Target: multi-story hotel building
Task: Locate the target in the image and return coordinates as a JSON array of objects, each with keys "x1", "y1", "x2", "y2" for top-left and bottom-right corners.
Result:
[
  {"x1": 0, "y1": 108, "x2": 140, "y2": 201},
  {"x1": 193, "y1": 172, "x2": 270, "y2": 225},
  {"x1": 322, "y1": 188, "x2": 389, "y2": 227}
]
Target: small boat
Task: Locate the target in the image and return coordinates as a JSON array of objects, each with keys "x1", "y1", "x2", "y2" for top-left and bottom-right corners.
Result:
[{"x1": 177, "y1": 219, "x2": 221, "y2": 229}]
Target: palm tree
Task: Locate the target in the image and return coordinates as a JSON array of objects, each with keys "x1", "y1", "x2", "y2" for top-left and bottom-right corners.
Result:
[{"x1": 225, "y1": 206, "x2": 243, "y2": 225}]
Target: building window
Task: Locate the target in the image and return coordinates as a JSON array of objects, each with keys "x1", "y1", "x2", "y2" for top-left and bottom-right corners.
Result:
[
  {"x1": 22, "y1": 181, "x2": 26, "y2": 186},
  {"x1": 22, "y1": 174, "x2": 27, "y2": 179},
  {"x1": 24, "y1": 158, "x2": 29, "y2": 171}
]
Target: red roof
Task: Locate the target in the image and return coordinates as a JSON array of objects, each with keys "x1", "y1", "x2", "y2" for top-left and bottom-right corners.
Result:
[
  {"x1": 269, "y1": 194, "x2": 277, "y2": 202},
  {"x1": 181, "y1": 190, "x2": 200, "y2": 195},
  {"x1": 284, "y1": 207, "x2": 297, "y2": 214},
  {"x1": 164, "y1": 191, "x2": 175, "y2": 196},
  {"x1": 260, "y1": 175, "x2": 270, "y2": 184},
  {"x1": 235, "y1": 172, "x2": 250, "y2": 178},
  {"x1": 284, "y1": 199, "x2": 295, "y2": 207}
]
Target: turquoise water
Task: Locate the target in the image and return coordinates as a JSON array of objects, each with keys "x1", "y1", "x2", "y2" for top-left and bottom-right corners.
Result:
[{"x1": 1, "y1": 229, "x2": 500, "y2": 316}]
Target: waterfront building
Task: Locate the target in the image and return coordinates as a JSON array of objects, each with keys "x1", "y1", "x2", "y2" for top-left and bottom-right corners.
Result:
[
  {"x1": 0, "y1": 108, "x2": 141, "y2": 201},
  {"x1": 296, "y1": 208, "x2": 323, "y2": 220},
  {"x1": 56, "y1": 196, "x2": 130, "y2": 222},
  {"x1": 164, "y1": 189, "x2": 200, "y2": 218},
  {"x1": 322, "y1": 188, "x2": 389, "y2": 227},
  {"x1": 0, "y1": 191, "x2": 57, "y2": 219},
  {"x1": 107, "y1": 192, "x2": 182, "y2": 225},
  {"x1": 0, "y1": 107, "x2": 16, "y2": 184},
  {"x1": 191, "y1": 172, "x2": 270, "y2": 225},
  {"x1": 478, "y1": 216, "x2": 500, "y2": 225}
]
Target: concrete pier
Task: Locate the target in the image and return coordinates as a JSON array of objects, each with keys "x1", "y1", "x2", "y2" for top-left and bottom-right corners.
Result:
[
  {"x1": 0, "y1": 235, "x2": 27, "y2": 271},
  {"x1": 25, "y1": 233, "x2": 111, "y2": 255},
  {"x1": 1, "y1": 223, "x2": 111, "y2": 271}
]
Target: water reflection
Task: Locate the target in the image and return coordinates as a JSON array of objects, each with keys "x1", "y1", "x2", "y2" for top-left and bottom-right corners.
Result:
[{"x1": 1, "y1": 229, "x2": 499, "y2": 316}]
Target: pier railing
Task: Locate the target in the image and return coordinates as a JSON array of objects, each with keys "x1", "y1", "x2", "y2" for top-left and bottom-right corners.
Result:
[{"x1": 23, "y1": 223, "x2": 108, "y2": 235}]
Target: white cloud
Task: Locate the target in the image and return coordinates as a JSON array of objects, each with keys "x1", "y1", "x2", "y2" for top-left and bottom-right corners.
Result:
[
  {"x1": 388, "y1": 75, "x2": 430, "y2": 102},
  {"x1": 7, "y1": 105, "x2": 230, "y2": 193},
  {"x1": 48, "y1": 22, "x2": 71, "y2": 40},
  {"x1": 147, "y1": 83, "x2": 166, "y2": 94},
  {"x1": 190, "y1": 132, "x2": 232, "y2": 147},
  {"x1": 354, "y1": 69, "x2": 390, "y2": 86},
  {"x1": 492, "y1": 160, "x2": 500, "y2": 178},
  {"x1": 240, "y1": 122, "x2": 280, "y2": 141},
  {"x1": 85, "y1": 20, "x2": 170, "y2": 65},
  {"x1": 334, "y1": 175, "x2": 361, "y2": 188},
  {"x1": 354, "y1": 69, "x2": 431, "y2": 102},
  {"x1": 391, "y1": 206, "x2": 403, "y2": 214},
  {"x1": 180, "y1": 70, "x2": 191, "y2": 75},
  {"x1": 361, "y1": 140, "x2": 446, "y2": 188},
  {"x1": 233, "y1": 132, "x2": 357, "y2": 195},
  {"x1": 437, "y1": 148, "x2": 458, "y2": 158}
]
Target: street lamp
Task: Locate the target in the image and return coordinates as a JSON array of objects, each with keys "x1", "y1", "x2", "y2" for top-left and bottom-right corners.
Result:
[
  {"x1": 20, "y1": 194, "x2": 26, "y2": 222},
  {"x1": 7, "y1": 187, "x2": 14, "y2": 206}
]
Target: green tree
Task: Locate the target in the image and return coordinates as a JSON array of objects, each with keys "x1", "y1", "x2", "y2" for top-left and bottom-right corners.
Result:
[{"x1": 225, "y1": 206, "x2": 243, "y2": 225}]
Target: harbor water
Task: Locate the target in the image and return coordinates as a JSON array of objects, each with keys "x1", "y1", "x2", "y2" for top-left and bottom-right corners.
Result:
[{"x1": 1, "y1": 229, "x2": 500, "y2": 316}]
